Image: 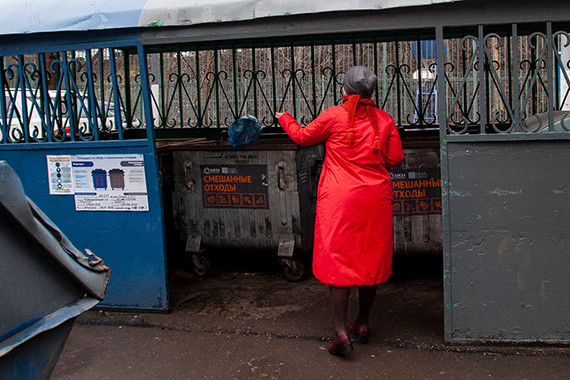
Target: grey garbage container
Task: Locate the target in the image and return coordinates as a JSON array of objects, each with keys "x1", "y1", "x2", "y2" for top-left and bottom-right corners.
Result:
[
  {"x1": 391, "y1": 139, "x2": 442, "y2": 256},
  {"x1": 0, "y1": 161, "x2": 112, "y2": 380},
  {"x1": 160, "y1": 138, "x2": 324, "y2": 281}
]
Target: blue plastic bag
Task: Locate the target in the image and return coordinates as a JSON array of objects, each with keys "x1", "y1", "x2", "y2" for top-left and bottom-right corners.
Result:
[{"x1": 228, "y1": 115, "x2": 263, "y2": 147}]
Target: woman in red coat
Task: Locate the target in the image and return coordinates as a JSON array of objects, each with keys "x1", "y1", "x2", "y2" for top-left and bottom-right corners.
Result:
[{"x1": 276, "y1": 66, "x2": 404, "y2": 355}]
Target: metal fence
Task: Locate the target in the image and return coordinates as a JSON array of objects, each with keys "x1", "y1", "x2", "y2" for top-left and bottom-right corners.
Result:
[
  {"x1": 1, "y1": 22, "x2": 569, "y2": 144},
  {"x1": 145, "y1": 40, "x2": 443, "y2": 131},
  {"x1": 0, "y1": 47, "x2": 142, "y2": 143},
  {"x1": 445, "y1": 23, "x2": 570, "y2": 134}
]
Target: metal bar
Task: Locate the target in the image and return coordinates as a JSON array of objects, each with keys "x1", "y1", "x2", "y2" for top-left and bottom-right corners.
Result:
[
  {"x1": 437, "y1": 31, "x2": 447, "y2": 132},
  {"x1": 196, "y1": 47, "x2": 201, "y2": 126},
  {"x1": 531, "y1": 38, "x2": 538, "y2": 115},
  {"x1": 311, "y1": 42, "x2": 316, "y2": 118},
  {"x1": 352, "y1": 40, "x2": 356, "y2": 66},
  {"x1": 447, "y1": 132, "x2": 570, "y2": 142},
  {"x1": 0, "y1": 138, "x2": 174, "y2": 149},
  {"x1": 123, "y1": 49, "x2": 132, "y2": 130},
  {"x1": 552, "y1": 28, "x2": 570, "y2": 113},
  {"x1": 62, "y1": 53, "x2": 76, "y2": 142},
  {"x1": 137, "y1": 43, "x2": 156, "y2": 141},
  {"x1": 232, "y1": 44, "x2": 238, "y2": 120},
  {"x1": 436, "y1": 25, "x2": 452, "y2": 344},
  {"x1": 85, "y1": 49, "x2": 99, "y2": 140},
  {"x1": 108, "y1": 48, "x2": 124, "y2": 140},
  {"x1": 69, "y1": 53, "x2": 83, "y2": 140},
  {"x1": 70, "y1": 50, "x2": 76, "y2": 92},
  {"x1": 547, "y1": 22, "x2": 554, "y2": 131},
  {"x1": 485, "y1": 35, "x2": 492, "y2": 132},
  {"x1": 554, "y1": 33, "x2": 560, "y2": 112},
  {"x1": 252, "y1": 44, "x2": 258, "y2": 117},
  {"x1": 512, "y1": 24, "x2": 520, "y2": 132},
  {"x1": 478, "y1": 25, "x2": 486, "y2": 134},
  {"x1": 214, "y1": 45, "x2": 220, "y2": 128},
  {"x1": 382, "y1": 42, "x2": 387, "y2": 106},
  {"x1": 395, "y1": 36, "x2": 402, "y2": 126},
  {"x1": 177, "y1": 46, "x2": 183, "y2": 127},
  {"x1": 39, "y1": 53, "x2": 52, "y2": 142},
  {"x1": 160, "y1": 50, "x2": 165, "y2": 127},
  {"x1": 291, "y1": 41, "x2": 297, "y2": 119},
  {"x1": 416, "y1": 36, "x2": 423, "y2": 125},
  {"x1": 0, "y1": 58, "x2": 7, "y2": 143},
  {"x1": 149, "y1": 51, "x2": 160, "y2": 128},
  {"x1": 271, "y1": 43, "x2": 277, "y2": 125},
  {"x1": 506, "y1": 28, "x2": 513, "y2": 129},
  {"x1": 332, "y1": 41, "x2": 337, "y2": 104},
  {"x1": 18, "y1": 55, "x2": 29, "y2": 143},
  {"x1": 99, "y1": 50, "x2": 105, "y2": 130},
  {"x1": 462, "y1": 40, "x2": 468, "y2": 123},
  {"x1": 373, "y1": 37, "x2": 379, "y2": 102}
]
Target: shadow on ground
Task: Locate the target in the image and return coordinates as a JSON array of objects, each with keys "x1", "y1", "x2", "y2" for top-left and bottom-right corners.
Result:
[{"x1": 167, "y1": 248, "x2": 444, "y2": 346}]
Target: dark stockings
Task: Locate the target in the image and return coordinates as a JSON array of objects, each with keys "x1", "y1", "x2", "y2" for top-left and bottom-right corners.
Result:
[
  {"x1": 329, "y1": 286, "x2": 351, "y2": 334},
  {"x1": 329, "y1": 285, "x2": 379, "y2": 334},
  {"x1": 356, "y1": 285, "x2": 378, "y2": 325}
]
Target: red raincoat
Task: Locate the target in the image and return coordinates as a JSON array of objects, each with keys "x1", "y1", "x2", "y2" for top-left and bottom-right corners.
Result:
[{"x1": 278, "y1": 99, "x2": 404, "y2": 286}]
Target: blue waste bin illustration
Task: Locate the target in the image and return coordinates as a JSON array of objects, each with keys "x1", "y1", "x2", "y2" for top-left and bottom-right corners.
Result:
[{"x1": 91, "y1": 168, "x2": 107, "y2": 189}]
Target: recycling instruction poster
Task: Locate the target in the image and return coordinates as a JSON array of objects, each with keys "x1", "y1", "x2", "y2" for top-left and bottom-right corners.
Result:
[
  {"x1": 47, "y1": 155, "x2": 74, "y2": 194},
  {"x1": 47, "y1": 154, "x2": 149, "y2": 211}
]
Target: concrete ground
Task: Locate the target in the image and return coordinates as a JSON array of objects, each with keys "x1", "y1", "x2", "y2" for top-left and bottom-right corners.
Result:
[{"x1": 51, "y1": 253, "x2": 570, "y2": 380}]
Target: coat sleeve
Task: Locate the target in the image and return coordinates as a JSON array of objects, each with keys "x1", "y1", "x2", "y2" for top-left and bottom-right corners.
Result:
[
  {"x1": 278, "y1": 109, "x2": 335, "y2": 146},
  {"x1": 384, "y1": 119, "x2": 404, "y2": 169}
]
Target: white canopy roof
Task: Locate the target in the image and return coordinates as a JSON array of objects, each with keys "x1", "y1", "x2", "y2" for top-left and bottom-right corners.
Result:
[
  {"x1": 0, "y1": 0, "x2": 461, "y2": 35},
  {"x1": 139, "y1": 0, "x2": 459, "y2": 28}
]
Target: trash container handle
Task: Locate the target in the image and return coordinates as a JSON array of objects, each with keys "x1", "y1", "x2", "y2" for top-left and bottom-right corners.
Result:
[
  {"x1": 277, "y1": 163, "x2": 286, "y2": 191},
  {"x1": 184, "y1": 161, "x2": 195, "y2": 191}
]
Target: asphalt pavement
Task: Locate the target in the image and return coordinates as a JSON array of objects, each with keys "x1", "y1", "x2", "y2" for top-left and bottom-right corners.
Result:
[{"x1": 51, "y1": 254, "x2": 570, "y2": 380}]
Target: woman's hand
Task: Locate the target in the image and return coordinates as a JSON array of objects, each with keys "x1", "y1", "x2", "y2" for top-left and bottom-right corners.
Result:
[{"x1": 275, "y1": 112, "x2": 285, "y2": 119}]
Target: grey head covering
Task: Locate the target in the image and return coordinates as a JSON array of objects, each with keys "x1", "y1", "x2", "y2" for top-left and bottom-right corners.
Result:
[{"x1": 343, "y1": 66, "x2": 377, "y2": 98}]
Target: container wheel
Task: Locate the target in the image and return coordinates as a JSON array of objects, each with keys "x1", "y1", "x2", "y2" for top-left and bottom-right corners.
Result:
[
  {"x1": 192, "y1": 255, "x2": 210, "y2": 277},
  {"x1": 283, "y1": 260, "x2": 306, "y2": 282}
]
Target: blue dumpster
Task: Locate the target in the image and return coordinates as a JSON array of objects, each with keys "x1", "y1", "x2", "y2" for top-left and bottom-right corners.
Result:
[{"x1": 0, "y1": 161, "x2": 111, "y2": 379}]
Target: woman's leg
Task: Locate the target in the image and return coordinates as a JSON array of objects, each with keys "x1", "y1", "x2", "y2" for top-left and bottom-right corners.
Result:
[
  {"x1": 329, "y1": 286, "x2": 351, "y2": 334},
  {"x1": 356, "y1": 285, "x2": 378, "y2": 325}
]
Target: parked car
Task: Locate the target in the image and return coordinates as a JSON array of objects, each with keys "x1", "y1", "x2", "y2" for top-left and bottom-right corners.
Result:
[
  {"x1": 1, "y1": 89, "x2": 140, "y2": 142},
  {"x1": 523, "y1": 110, "x2": 570, "y2": 132}
]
